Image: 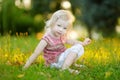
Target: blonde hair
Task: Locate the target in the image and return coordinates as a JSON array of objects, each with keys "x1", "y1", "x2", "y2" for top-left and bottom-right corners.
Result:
[{"x1": 45, "y1": 10, "x2": 75, "y2": 32}]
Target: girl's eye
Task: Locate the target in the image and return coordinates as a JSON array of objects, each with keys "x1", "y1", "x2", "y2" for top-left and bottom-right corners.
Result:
[
  {"x1": 64, "y1": 27, "x2": 67, "y2": 29},
  {"x1": 57, "y1": 24, "x2": 61, "y2": 27}
]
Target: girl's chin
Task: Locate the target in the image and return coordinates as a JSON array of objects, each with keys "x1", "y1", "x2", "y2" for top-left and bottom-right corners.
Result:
[
  {"x1": 55, "y1": 34, "x2": 61, "y2": 37},
  {"x1": 55, "y1": 35, "x2": 61, "y2": 37}
]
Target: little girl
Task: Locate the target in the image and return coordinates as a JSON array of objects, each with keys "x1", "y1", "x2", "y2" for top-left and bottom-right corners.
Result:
[{"x1": 23, "y1": 10, "x2": 91, "y2": 72}]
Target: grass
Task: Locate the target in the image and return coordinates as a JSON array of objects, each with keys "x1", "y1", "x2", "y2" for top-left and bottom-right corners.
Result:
[{"x1": 0, "y1": 34, "x2": 120, "y2": 80}]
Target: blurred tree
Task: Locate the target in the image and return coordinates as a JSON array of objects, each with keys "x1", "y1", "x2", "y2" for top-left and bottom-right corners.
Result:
[
  {"x1": 1, "y1": 0, "x2": 13, "y2": 34},
  {"x1": 0, "y1": 0, "x2": 44, "y2": 35},
  {"x1": 70, "y1": 0, "x2": 120, "y2": 37},
  {"x1": 31, "y1": 0, "x2": 51, "y2": 15},
  {"x1": 1, "y1": 0, "x2": 32, "y2": 35},
  {"x1": 31, "y1": 0, "x2": 62, "y2": 16}
]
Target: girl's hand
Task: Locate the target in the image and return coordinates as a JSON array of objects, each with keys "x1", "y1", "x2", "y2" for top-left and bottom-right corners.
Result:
[{"x1": 83, "y1": 38, "x2": 91, "y2": 46}]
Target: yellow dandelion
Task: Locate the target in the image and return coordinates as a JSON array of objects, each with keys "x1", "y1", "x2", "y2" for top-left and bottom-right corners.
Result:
[
  {"x1": 105, "y1": 71, "x2": 112, "y2": 78},
  {"x1": 17, "y1": 74, "x2": 24, "y2": 78},
  {"x1": 5, "y1": 54, "x2": 8, "y2": 57}
]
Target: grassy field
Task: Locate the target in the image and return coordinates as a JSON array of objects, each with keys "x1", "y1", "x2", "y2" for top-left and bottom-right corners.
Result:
[{"x1": 0, "y1": 35, "x2": 120, "y2": 80}]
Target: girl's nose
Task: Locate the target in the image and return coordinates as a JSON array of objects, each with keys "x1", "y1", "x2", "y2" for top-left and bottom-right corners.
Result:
[{"x1": 59, "y1": 28, "x2": 63, "y2": 32}]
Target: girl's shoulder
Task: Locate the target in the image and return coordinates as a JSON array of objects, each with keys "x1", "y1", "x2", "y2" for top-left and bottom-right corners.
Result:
[
  {"x1": 42, "y1": 33, "x2": 49, "y2": 38},
  {"x1": 42, "y1": 33, "x2": 50, "y2": 41},
  {"x1": 42, "y1": 33, "x2": 58, "y2": 44},
  {"x1": 61, "y1": 35, "x2": 67, "y2": 43}
]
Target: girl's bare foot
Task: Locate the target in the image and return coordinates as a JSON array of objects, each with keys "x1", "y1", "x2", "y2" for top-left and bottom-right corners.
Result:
[
  {"x1": 68, "y1": 68, "x2": 80, "y2": 74},
  {"x1": 74, "y1": 63, "x2": 86, "y2": 68}
]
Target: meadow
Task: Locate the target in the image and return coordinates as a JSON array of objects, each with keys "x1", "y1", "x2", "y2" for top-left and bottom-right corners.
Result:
[{"x1": 0, "y1": 34, "x2": 120, "y2": 80}]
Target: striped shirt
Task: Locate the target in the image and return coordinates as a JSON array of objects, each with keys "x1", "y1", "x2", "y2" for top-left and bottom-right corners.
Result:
[{"x1": 42, "y1": 34, "x2": 66, "y2": 66}]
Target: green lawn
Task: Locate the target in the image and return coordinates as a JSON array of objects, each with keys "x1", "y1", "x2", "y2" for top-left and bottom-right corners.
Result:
[{"x1": 0, "y1": 35, "x2": 120, "y2": 80}]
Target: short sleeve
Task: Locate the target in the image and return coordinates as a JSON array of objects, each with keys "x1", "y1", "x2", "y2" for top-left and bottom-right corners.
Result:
[
  {"x1": 61, "y1": 36, "x2": 67, "y2": 44},
  {"x1": 41, "y1": 34, "x2": 53, "y2": 46}
]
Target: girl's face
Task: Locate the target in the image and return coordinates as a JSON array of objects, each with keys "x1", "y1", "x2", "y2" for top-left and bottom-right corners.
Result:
[{"x1": 51, "y1": 19, "x2": 69, "y2": 37}]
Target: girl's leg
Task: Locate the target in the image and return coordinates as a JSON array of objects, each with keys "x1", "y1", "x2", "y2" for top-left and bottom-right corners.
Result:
[
  {"x1": 53, "y1": 44, "x2": 84, "y2": 69},
  {"x1": 62, "y1": 52, "x2": 77, "y2": 70}
]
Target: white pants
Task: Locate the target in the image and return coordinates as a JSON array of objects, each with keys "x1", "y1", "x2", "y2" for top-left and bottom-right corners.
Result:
[{"x1": 51, "y1": 44, "x2": 84, "y2": 69}]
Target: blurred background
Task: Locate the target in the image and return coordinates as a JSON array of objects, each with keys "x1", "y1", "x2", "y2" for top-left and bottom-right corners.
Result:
[{"x1": 0, "y1": 0, "x2": 120, "y2": 39}]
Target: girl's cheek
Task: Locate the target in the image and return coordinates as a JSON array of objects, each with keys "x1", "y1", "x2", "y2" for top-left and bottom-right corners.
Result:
[{"x1": 63, "y1": 31, "x2": 67, "y2": 34}]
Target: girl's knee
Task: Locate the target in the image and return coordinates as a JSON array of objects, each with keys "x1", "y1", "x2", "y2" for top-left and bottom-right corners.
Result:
[
  {"x1": 72, "y1": 44, "x2": 84, "y2": 57},
  {"x1": 69, "y1": 52, "x2": 78, "y2": 57},
  {"x1": 72, "y1": 44, "x2": 84, "y2": 52}
]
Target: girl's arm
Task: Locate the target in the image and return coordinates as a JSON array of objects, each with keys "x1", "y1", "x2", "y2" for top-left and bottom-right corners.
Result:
[
  {"x1": 66, "y1": 38, "x2": 91, "y2": 46},
  {"x1": 23, "y1": 40, "x2": 47, "y2": 69}
]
